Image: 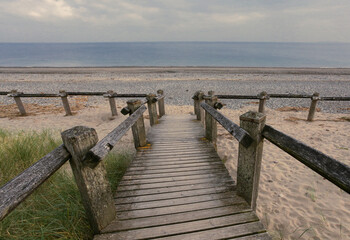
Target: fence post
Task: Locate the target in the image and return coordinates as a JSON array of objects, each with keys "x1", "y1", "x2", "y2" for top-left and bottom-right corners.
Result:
[
  {"x1": 59, "y1": 90, "x2": 72, "y2": 116},
  {"x1": 10, "y1": 90, "x2": 26, "y2": 115},
  {"x1": 157, "y1": 89, "x2": 165, "y2": 118},
  {"x1": 127, "y1": 99, "x2": 147, "y2": 148},
  {"x1": 205, "y1": 94, "x2": 218, "y2": 146},
  {"x1": 61, "y1": 126, "x2": 116, "y2": 234},
  {"x1": 307, "y1": 92, "x2": 320, "y2": 121},
  {"x1": 105, "y1": 90, "x2": 118, "y2": 116},
  {"x1": 146, "y1": 93, "x2": 158, "y2": 126},
  {"x1": 193, "y1": 91, "x2": 204, "y2": 121},
  {"x1": 258, "y1": 91, "x2": 268, "y2": 113},
  {"x1": 237, "y1": 111, "x2": 266, "y2": 211}
]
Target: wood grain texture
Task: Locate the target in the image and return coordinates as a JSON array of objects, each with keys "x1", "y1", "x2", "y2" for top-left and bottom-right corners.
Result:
[
  {"x1": 86, "y1": 105, "x2": 147, "y2": 162},
  {"x1": 201, "y1": 102, "x2": 253, "y2": 148},
  {"x1": 0, "y1": 145, "x2": 70, "y2": 220},
  {"x1": 263, "y1": 124, "x2": 350, "y2": 193}
]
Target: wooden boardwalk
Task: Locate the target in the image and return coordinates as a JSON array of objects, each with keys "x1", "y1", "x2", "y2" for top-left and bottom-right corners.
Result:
[{"x1": 94, "y1": 115, "x2": 270, "y2": 240}]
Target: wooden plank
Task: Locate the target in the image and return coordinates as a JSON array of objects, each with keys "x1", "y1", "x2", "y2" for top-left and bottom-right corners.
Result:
[
  {"x1": 0, "y1": 145, "x2": 70, "y2": 221},
  {"x1": 116, "y1": 197, "x2": 246, "y2": 220},
  {"x1": 86, "y1": 105, "x2": 147, "y2": 163},
  {"x1": 129, "y1": 159, "x2": 221, "y2": 168},
  {"x1": 115, "y1": 186, "x2": 235, "y2": 204},
  {"x1": 117, "y1": 177, "x2": 234, "y2": 191},
  {"x1": 124, "y1": 165, "x2": 226, "y2": 175},
  {"x1": 201, "y1": 102, "x2": 253, "y2": 148},
  {"x1": 119, "y1": 172, "x2": 229, "y2": 186},
  {"x1": 103, "y1": 204, "x2": 250, "y2": 232},
  {"x1": 116, "y1": 181, "x2": 235, "y2": 198},
  {"x1": 122, "y1": 168, "x2": 229, "y2": 180},
  {"x1": 131, "y1": 155, "x2": 221, "y2": 164},
  {"x1": 262, "y1": 125, "x2": 350, "y2": 193},
  {"x1": 152, "y1": 222, "x2": 266, "y2": 240},
  {"x1": 104, "y1": 204, "x2": 250, "y2": 233},
  {"x1": 126, "y1": 162, "x2": 223, "y2": 171},
  {"x1": 136, "y1": 149, "x2": 217, "y2": 157},
  {"x1": 116, "y1": 191, "x2": 237, "y2": 211},
  {"x1": 95, "y1": 212, "x2": 258, "y2": 240}
]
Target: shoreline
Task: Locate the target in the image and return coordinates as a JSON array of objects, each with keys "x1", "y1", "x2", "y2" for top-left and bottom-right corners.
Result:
[{"x1": 1, "y1": 66, "x2": 350, "y2": 75}]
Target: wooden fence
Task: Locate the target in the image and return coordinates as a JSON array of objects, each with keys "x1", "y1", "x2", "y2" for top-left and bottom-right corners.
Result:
[
  {"x1": 193, "y1": 91, "x2": 350, "y2": 121},
  {"x1": 0, "y1": 90, "x2": 165, "y2": 117},
  {"x1": 196, "y1": 91, "x2": 350, "y2": 210},
  {"x1": 0, "y1": 91, "x2": 165, "y2": 234}
]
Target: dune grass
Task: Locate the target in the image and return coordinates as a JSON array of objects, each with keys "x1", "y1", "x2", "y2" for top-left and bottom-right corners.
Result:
[{"x1": 0, "y1": 129, "x2": 132, "y2": 240}]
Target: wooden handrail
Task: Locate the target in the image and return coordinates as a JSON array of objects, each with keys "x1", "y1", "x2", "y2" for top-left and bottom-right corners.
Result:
[
  {"x1": 262, "y1": 125, "x2": 350, "y2": 193},
  {"x1": 0, "y1": 104, "x2": 149, "y2": 224},
  {"x1": 86, "y1": 105, "x2": 147, "y2": 164},
  {"x1": 0, "y1": 145, "x2": 71, "y2": 221},
  {"x1": 200, "y1": 102, "x2": 253, "y2": 148}
]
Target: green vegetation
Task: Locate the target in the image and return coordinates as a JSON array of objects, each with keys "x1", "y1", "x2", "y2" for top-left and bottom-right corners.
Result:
[{"x1": 0, "y1": 129, "x2": 132, "y2": 240}]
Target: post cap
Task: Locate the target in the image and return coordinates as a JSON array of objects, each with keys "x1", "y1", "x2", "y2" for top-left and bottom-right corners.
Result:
[{"x1": 240, "y1": 111, "x2": 266, "y2": 123}]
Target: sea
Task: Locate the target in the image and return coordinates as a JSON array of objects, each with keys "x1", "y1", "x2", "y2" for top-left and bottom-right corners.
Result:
[{"x1": 0, "y1": 42, "x2": 350, "y2": 68}]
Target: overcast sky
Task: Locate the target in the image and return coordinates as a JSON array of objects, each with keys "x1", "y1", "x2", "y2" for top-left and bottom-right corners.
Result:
[{"x1": 0, "y1": 0, "x2": 349, "y2": 43}]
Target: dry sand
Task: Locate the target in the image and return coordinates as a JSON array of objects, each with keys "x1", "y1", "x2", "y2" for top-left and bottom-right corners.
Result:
[{"x1": 0, "y1": 102, "x2": 349, "y2": 239}]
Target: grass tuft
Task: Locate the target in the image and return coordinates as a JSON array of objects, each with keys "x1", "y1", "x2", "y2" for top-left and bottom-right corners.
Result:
[{"x1": 0, "y1": 129, "x2": 132, "y2": 239}]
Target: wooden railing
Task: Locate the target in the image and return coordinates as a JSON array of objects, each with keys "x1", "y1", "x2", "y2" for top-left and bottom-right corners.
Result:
[
  {"x1": 0, "y1": 92, "x2": 165, "y2": 234},
  {"x1": 1, "y1": 89, "x2": 165, "y2": 117},
  {"x1": 197, "y1": 91, "x2": 350, "y2": 211},
  {"x1": 193, "y1": 91, "x2": 350, "y2": 121}
]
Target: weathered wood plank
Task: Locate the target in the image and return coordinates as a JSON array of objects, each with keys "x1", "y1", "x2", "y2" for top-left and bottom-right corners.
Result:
[
  {"x1": 262, "y1": 125, "x2": 350, "y2": 193},
  {"x1": 201, "y1": 102, "x2": 253, "y2": 148},
  {"x1": 115, "y1": 186, "x2": 235, "y2": 204},
  {"x1": 152, "y1": 222, "x2": 266, "y2": 240},
  {"x1": 95, "y1": 212, "x2": 258, "y2": 240},
  {"x1": 117, "y1": 177, "x2": 234, "y2": 191},
  {"x1": 119, "y1": 172, "x2": 229, "y2": 185},
  {"x1": 124, "y1": 165, "x2": 226, "y2": 175},
  {"x1": 102, "y1": 204, "x2": 250, "y2": 232},
  {"x1": 86, "y1": 105, "x2": 147, "y2": 163},
  {"x1": 116, "y1": 181, "x2": 235, "y2": 198},
  {"x1": 116, "y1": 197, "x2": 246, "y2": 220},
  {"x1": 229, "y1": 233, "x2": 271, "y2": 240},
  {"x1": 0, "y1": 145, "x2": 70, "y2": 221},
  {"x1": 116, "y1": 191, "x2": 236, "y2": 211},
  {"x1": 122, "y1": 168, "x2": 229, "y2": 180}
]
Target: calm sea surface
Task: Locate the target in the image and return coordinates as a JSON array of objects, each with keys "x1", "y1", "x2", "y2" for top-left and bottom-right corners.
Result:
[{"x1": 0, "y1": 42, "x2": 350, "y2": 67}]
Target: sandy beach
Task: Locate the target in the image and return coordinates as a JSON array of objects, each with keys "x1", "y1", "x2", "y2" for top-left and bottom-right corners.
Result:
[{"x1": 1, "y1": 67, "x2": 349, "y2": 239}]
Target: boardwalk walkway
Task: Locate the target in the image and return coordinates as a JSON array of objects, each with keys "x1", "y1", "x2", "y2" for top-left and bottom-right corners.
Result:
[{"x1": 94, "y1": 115, "x2": 270, "y2": 240}]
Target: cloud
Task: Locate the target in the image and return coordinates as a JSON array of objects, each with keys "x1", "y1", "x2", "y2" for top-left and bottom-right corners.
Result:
[{"x1": 0, "y1": 0, "x2": 76, "y2": 20}]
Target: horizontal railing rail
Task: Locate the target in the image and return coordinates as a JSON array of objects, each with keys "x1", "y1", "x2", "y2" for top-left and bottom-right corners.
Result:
[
  {"x1": 201, "y1": 102, "x2": 253, "y2": 148},
  {"x1": 262, "y1": 125, "x2": 350, "y2": 193},
  {"x1": 2, "y1": 89, "x2": 164, "y2": 117},
  {"x1": 194, "y1": 91, "x2": 350, "y2": 121},
  {"x1": 0, "y1": 145, "x2": 71, "y2": 221}
]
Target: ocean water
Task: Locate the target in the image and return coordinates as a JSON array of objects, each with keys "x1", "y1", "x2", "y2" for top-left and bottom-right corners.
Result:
[{"x1": 0, "y1": 42, "x2": 350, "y2": 67}]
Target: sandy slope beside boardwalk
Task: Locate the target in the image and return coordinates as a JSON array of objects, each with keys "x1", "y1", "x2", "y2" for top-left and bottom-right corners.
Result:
[{"x1": 0, "y1": 103, "x2": 349, "y2": 240}]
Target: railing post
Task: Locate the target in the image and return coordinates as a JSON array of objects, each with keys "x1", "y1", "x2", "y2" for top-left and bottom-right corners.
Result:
[
  {"x1": 307, "y1": 92, "x2": 320, "y2": 121},
  {"x1": 258, "y1": 91, "x2": 268, "y2": 113},
  {"x1": 105, "y1": 90, "x2": 118, "y2": 116},
  {"x1": 157, "y1": 89, "x2": 165, "y2": 118},
  {"x1": 127, "y1": 99, "x2": 147, "y2": 148},
  {"x1": 237, "y1": 111, "x2": 266, "y2": 211},
  {"x1": 10, "y1": 90, "x2": 26, "y2": 115},
  {"x1": 205, "y1": 94, "x2": 218, "y2": 146},
  {"x1": 146, "y1": 93, "x2": 158, "y2": 126},
  {"x1": 59, "y1": 90, "x2": 72, "y2": 116},
  {"x1": 61, "y1": 126, "x2": 116, "y2": 234},
  {"x1": 193, "y1": 91, "x2": 205, "y2": 121}
]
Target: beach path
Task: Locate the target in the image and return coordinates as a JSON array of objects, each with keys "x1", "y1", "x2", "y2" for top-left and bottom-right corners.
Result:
[{"x1": 94, "y1": 114, "x2": 270, "y2": 240}]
